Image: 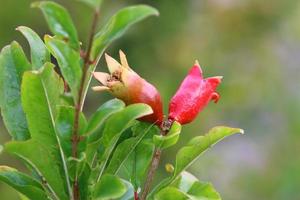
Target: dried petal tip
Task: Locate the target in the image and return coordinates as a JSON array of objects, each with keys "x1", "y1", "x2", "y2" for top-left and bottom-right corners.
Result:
[
  {"x1": 92, "y1": 86, "x2": 109, "y2": 92},
  {"x1": 194, "y1": 60, "x2": 200, "y2": 66},
  {"x1": 119, "y1": 50, "x2": 130, "y2": 69},
  {"x1": 105, "y1": 53, "x2": 121, "y2": 73},
  {"x1": 93, "y1": 72, "x2": 110, "y2": 85}
]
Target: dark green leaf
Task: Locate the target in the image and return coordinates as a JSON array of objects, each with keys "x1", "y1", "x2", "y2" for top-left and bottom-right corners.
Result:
[
  {"x1": 0, "y1": 166, "x2": 48, "y2": 200},
  {"x1": 91, "y1": 5, "x2": 159, "y2": 60},
  {"x1": 17, "y1": 26, "x2": 50, "y2": 69},
  {"x1": 0, "y1": 41, "x2": 31, "y2": 140},
  {"x1": 56, "y1": 106, "x2": 87, "y2": 157},
  {"x1": 5, "y1": 140, "x2": 68, "y2": 200},
  {"x1": 45, "y1": 36, "x2": 82, "y2": 101},
  {"x1": 32, "y1": 1, "x2": 80, "y2": 50},
  {"x1": 6, "y1": 64, "x2": 71, "y2": 200},
  {"x1": 153, "y1": 121, "x2": 181, "y2": 149},
  {"x1": 93, "y1": 104, "x2": 153, "y2": 182},
  {"x1": 121, "y1": 139, "x2": 155, "y2": 188},
  {"x1": 92, "y1": 174, "x2": 126, "y2": 200},
  {"x1": 79, "y1": 163, "x2": 91, "y2": 200},
  {"x1": 105, "y1": 123, "x2": 158, "y2": 175}
]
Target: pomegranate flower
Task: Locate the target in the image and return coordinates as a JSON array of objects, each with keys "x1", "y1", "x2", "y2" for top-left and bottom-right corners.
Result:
[
  {"x1": 168, "y1": 61, "x2": 222, "y2": 125},
  {"x1": 93, "y1": 50, "x2": 164, "y2": 125}
]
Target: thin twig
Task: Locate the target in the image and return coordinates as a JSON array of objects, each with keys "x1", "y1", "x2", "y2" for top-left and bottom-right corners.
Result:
[
  {"x1": 72, "y1": 9, "x2": 100, "y2": 200},
  {"x1": 140, "y1": 148, "x2": 162, "y2": 200}
]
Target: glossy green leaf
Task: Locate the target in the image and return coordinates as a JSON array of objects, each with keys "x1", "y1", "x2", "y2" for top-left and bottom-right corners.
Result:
[
  {"x1": 32, "y1": 1, "x2": 80, "y2": 50},
  {"x1": 149, "y1": 126, "x2": 243, "y2": 198},
  {"x1": 0, "y1": 42, "x2": 31, "y2": 140},
  {"x1": 45, "y1": 36, "x2": 82, "y2": 102},
  {"x1": 119, "y1": 179, "x2": 134, "y2": 200},
  {"x1": 94, "y1": 103, "x2": 153, "y2": 182},
  {"x1": 79, "y1": 163, "x2": 91, "y2": 200},
  {"x1": 86, "y1": 99, "x2": 125, "y2": 164},
  {"x1": 174, "y1": 126, "x2": 244, "y2": 178},
  {"x1": 154, "y1": 187, "x2": 188, "y2": 200},
  {"x1": 172, "y1": 171, "x2": 221, "y2": 200},
  {"x1": 105, "y1": 123, "x2": 158, "y2": 175},
  {"x1": 0, "y1": 166, "x2": 48, "y2": 200},
  {"x1": 5, "y1": 140, "x2": 68, "y2": 200},
  {"x1": 153, "y1": 121, "x2": 181, "y2": 149},
  {"x1": 56, "y1": 106, "x2": 87, "y2": 157},
  {"x1": 87, "y1": 98, "x2": 125, "y2": 142},
  {"x1": 76, "y1": 0, "x2": 103, "y2": 10},
  {"x1": 68, "y1": 153, "x2": 87, "y2": 181},
  {"x1": 92, "y1": 174, "x2": 126, "y2": 200},
  {"x1": 121, "y1": 139, "x2": 155, "y2": 188},
  {"x1": 91, "y1": 5, "x2": 159, "y2": 60},
  {"x1": 5, "y1": 64, "x2": 71, "y2": 200},
  {"x1": 17, "y1": 26, "x2": 50, "y2": 69}
]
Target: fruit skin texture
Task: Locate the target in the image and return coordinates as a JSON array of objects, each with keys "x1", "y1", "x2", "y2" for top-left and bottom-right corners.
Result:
[
  {"x1": 168, "y1": 62, "x2": 222, "y2": 125},
  {"x1": 93, "y1": 51, "x2": 164, "y2": 125}
]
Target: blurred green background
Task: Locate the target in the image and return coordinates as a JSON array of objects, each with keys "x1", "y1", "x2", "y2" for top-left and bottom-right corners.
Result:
[{"x1": 1, "y1": 0, "x2": 300, "y2": 199}]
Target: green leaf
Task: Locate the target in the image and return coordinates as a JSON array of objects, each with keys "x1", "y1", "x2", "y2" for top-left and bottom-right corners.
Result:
[
  {"x1": 5, "y1": 64, "x2": 70, "y2": 200},
  {"x1": 76, "y1": 0, "x2": 103, "y2": 10},
  {"x1": 78, "y1": 163, "x2": 91, "y2": 200},
  {"x1": 121, "y1": 139, "x2": 155, "y2": 188},
  {"x1": 87, "y1": 98, "x2": 125, "y2": 142},
  {"x1": 85, "y1": 99, "x2": 125, "y2": 164},
  {"x1": 17, "y1": 26, "x2": 50, "y2": 69},
  {"x1": 0, "y1": 166, "x2": 48, "y2": 200},
  {"x1": 92, "y1": 174, "x2": 127, "y2": 200},
  {"x1": 45, "y1": 36, "x2": 82, "y2": 102},
  {"x1": 32, "y1": 1, "x2": 80, "y2": 50},
  {"x1": 118, "y1": 179, "x2": 134, "y2": 200},
  {"x1": 5, "y1": 140, "x2": 68, "y2": 200},
  {"x1": 93, "y1": 103, "x2": 153, "y2": 182},
  {"x1": 0, "y1": 41, "x2": 31, "y2": 140},
  {"x1": 68, "y1": 153, "x2": 87, "y2": 181},
  {"x1": 91, "y1": 5, "x2": 159, "y2": 60},
  {"x1": 154, "y1": 187, "x2": 188, "y2": 200},
  {"x1": 149, "y1": 126, "x2": 243, "y2": 198},
  {"x1": 105, "y1": 123, "x2": 158, "y2": 175},
  {"x1": 172, "y1": 171, "x2": 221, "y2": 200},
  {"x1": 56, "y1": 106, "x2": 87, "y2": 157},
  {"x1": 153, "y1": 121, "x2": 181, "y2": 149},
  {"x1": 174, "y1": 126, "x2": 244, "y2": 178}
]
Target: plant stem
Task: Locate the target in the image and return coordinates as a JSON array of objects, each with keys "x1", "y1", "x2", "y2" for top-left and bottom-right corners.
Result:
[
  {"x1": 71, "y1": 9, "x2": 99, "y2": 200},
  {"x1": 140, "y1": 148, "x2": 162, "y2": 200}
]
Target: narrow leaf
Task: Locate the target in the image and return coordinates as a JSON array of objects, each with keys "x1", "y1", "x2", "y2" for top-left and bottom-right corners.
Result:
[
  {"x1": 174, "y1": 126, "x2": 244, "y2": 178},
  {"x1": 91, "y1": 5, "x2": 159, "y2": 59},
  {"x1": 17, "y1": 26, "x2": 50, "y2": 69},
  {"x1": 0, "y1": 42, "x2": 31, "y2": 140},
  {"x1": 45, "y1": 36, "x2": 82, "y2": 102},
  {"x1": 94, "y1": 103, "x2": 153, "y2": 181},
  {"x1": 105, "y1": 123, "x2": 158, "y2": 174},
  {"x1": 0, "y1": 166, "x2": 48, "y2": 200},
  {"x1": 32, "y1": 1, "x2": 80, "y2": 50},
  {"x1": 6, "y1": 64, "x2": 70, "y2": 200}
]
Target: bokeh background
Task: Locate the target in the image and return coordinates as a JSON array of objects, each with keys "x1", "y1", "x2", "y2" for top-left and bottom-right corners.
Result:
[{"x1": 1, "y1": 0, "x2": 300, "y2": 199}]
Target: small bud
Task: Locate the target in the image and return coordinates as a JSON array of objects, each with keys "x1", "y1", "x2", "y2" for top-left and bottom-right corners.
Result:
[
  {"x1": 168, "y1": 62, "x2": 222, "y2": 125},
  {"x1": 165, "y1": 163, "x2": 174, "y2": 173},
  {"x1": 93, "y1": 51, "x2": 164, "y2": 125}
]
